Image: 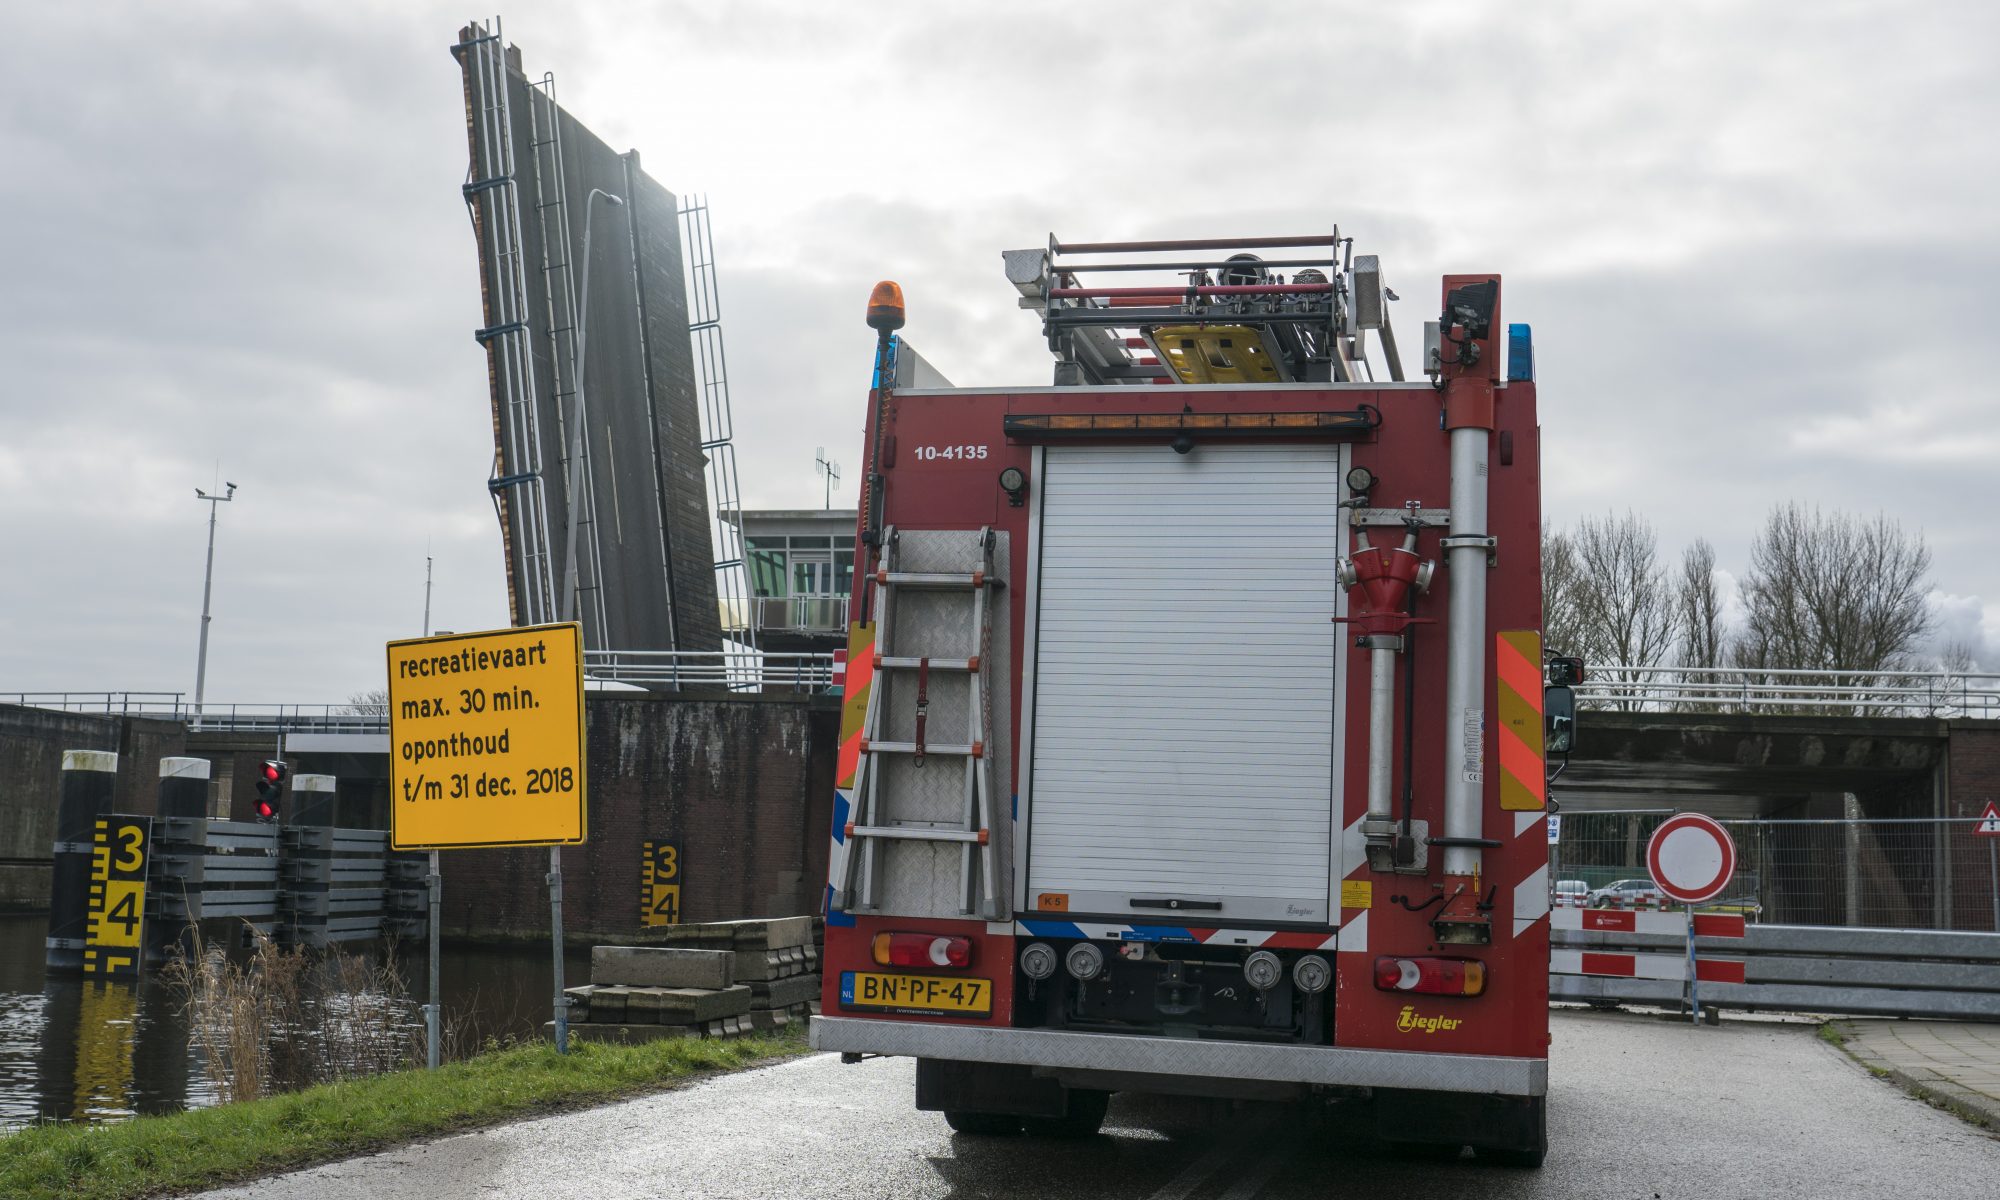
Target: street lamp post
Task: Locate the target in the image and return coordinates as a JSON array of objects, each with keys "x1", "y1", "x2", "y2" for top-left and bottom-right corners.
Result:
[
  {"x1": 192, "y1": 481, "x2": 237, "y2": 726},
  {"x1": 559, "y1": 187, "x2": 624, "y2": 626}
]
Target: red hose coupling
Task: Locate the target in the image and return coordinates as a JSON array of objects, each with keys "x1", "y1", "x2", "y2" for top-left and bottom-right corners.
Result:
[{"x1": 1337, "y1": 546, "x2": 1433, "y2": 637}]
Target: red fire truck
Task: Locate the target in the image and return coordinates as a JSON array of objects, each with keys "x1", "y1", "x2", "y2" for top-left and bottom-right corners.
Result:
[{"x1": 813, "y1": 232, "x2": 1553, "y2": 1166}]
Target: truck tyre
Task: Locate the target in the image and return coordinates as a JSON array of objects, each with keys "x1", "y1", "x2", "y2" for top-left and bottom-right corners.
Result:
[
  {"x1": 1385, "y1": 1140, "x2": 1463, "y2": 1161},
  {"x1": 944, "y1": 1110, "x2": 1023, "y2": 1136},
  {"x1": 1022, "y1": 1088, "x2": 1110, "y2": 1139},
  {"x1": 1476, "y1": 1146, "x2": 1546, "y2": 1169}
]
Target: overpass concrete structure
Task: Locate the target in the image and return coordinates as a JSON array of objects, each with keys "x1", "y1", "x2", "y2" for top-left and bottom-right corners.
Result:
[{"x1": 1557, "y1": 711, "x2": 1994, "y2": 820}]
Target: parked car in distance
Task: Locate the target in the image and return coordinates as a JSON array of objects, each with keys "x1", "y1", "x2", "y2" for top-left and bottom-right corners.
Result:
[
  {"x1": 1588, "y1": 878, "x2": 1665, "y2": 908},
  {"x1": 1551, "y1": 879, "x2": 1589, "y2": 906}
]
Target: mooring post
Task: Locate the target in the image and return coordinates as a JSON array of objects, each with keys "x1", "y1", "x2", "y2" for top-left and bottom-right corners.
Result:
[
  {"x1": 46, "y1": 750, "x2": 118, "y2": 973},
  {"x1": 150, "y1": 757, "x2": 212, "y2": 966},
  {"x1": 281, "y1": 774, "x2": 337, "y2": 948}
]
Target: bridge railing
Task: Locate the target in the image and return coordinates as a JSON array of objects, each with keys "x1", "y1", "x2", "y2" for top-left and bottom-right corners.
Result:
[
  {"x1": 1573, "y1": 666, "x2": 2000, "y2": 718},
  {"x1": 7, "y1": 653, "x2": 838, "y2": 735},
  {"x1": 3, "y1": 692, "x2": 189, "y2": 719},
  {"x1": 581, "y1": 649, "x2": 836, "y2": 692}
]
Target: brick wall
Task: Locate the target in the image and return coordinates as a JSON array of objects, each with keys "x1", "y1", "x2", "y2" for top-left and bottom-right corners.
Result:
[
  {"x1": 0, "y1": 705, "x2": 186, "y2": 909},
  {"x1": 440, "y1": 692, "x2": 838, "y2": 939}
]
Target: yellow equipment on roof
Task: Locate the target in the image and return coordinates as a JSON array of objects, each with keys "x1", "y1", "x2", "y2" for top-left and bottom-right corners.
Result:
[{"x1": 1147, "y1": 325, "x2": 1286, "y2": 385}]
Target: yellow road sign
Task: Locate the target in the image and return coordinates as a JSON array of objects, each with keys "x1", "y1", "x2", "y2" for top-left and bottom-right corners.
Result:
[{"x1": 387, "y1": 623, "x2": 586, "y2": 849}]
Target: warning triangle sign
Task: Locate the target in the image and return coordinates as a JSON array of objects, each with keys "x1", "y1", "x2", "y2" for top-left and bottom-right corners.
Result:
[{"x1": 1977, "y1": 802, "x2": 2000, "y2": 837}]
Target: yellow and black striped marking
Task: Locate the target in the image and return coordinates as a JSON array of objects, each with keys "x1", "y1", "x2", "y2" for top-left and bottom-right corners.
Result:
[
  {"x1": 641, "y1": 839, "x2": 682, "y2": 927},
  {"x1": 83, "y1": 816, "x2": 149, "y2": 978},
  {"x1": 1495, "y1": 630, "x2": 1547, "y2": 812}
]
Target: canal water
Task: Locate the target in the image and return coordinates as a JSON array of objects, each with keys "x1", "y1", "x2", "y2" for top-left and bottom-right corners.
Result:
[{"x1": 0, "y1": 914, "x2": 588, "y2": 1125}]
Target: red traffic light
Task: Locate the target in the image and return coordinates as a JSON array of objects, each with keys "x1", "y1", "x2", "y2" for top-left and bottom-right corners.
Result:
[{"x1": 255, "y1": 759, "x2": 290, "y2": 822}]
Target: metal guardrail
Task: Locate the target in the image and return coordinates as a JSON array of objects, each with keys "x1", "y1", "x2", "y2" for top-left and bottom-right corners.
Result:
[
  {"x1": 1573, "y1": 666, "x2": 2000, "y2": 717},
  {"x1": 3, "y1": 692, "x2": 188, "y2": 718},
  {"x1": 583, "y1": 650, "x2": 836, "y2": 691},
  {"x1": 1551, "y1": 923, "x2": 2000, "y2": 1020}
]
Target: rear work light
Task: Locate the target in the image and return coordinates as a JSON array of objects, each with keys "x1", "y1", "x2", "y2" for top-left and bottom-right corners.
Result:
[
  {"x1": 872, "y1": 932, "x2": 973, "y2": 969},
  {"x1": 1374, "y1": 956, "x2": 1486, "y2": 996}
]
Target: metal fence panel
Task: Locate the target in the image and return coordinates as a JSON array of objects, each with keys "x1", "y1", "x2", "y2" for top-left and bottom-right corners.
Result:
[{"x1": 1550, "y1": 813, "x2": 1997, "y2": 932}]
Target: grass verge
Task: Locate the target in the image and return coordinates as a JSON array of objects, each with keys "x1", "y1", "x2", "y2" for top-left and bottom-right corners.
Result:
[{"x1": 0, "y1": 1029, "x2": 810, "y2": 1200}]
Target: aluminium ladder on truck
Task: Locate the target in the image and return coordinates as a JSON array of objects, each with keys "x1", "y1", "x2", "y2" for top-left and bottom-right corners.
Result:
[{"x1": 836, "y1": 525, "x2": 1004, "y2": 920}]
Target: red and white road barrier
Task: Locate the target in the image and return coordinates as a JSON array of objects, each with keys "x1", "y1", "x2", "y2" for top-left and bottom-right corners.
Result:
[
  {"x1": 832, "y1": 649, "x2": 848, "y2": 690},
  {"x1": 1552, "y1": 905, "x2": 1747, "y2": 986},
  {"x1": 1551, "y1": 949, "x2": 1746, "y2": 984},
  {"x1": 1553, "y1": 909, "x2": 1747, "y2": 938},
  {"x1": 1599, "y1": 894, "x2": 1671, "y2": 911}
]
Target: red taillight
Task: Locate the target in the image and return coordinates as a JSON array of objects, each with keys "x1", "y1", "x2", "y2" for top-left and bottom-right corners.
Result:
[
  {"x1": 1374, "y1": 955, "x2": 1486, "y2": 996},
  {"x1": 872, "y1": 932, "x2": 973, "y2": 969}
]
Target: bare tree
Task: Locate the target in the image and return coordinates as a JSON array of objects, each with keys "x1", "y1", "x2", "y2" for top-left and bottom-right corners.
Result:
[
  {"x1": 1542, "y1": 513, "x2": 1678, "y2": 710},
  {"x1": 1572, "y1": 511, "x2": 1678, "y2": 668},
  {"x1": 1735, "y1": 504, "x2": 1933, "y2": 676},
  {"x1": 1926, "y1": 639, "x2": 1981, "y2": 717},
  {"x1": 1933, "y1": 640, "x2": 1978, "y2": 673},
  {"x1": 1675, "y1": 538, "x2": 1729, "y2": 670},
  {"x1": 342, "y1": 688, "x2": 388, "y2": 717},
  {"x1": 1541, "y1": 521, "x2": 1590, "y2": 659}
]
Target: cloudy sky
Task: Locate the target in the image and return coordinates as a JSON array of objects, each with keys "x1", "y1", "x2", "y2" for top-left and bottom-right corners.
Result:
[{"x1": 3, "y1": 0, "x2": 1994, "y2": 704}]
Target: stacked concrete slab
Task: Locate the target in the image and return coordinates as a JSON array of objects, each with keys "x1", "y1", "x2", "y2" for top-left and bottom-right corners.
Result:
[{"x1": 564, "y1": 917, "x2": 820, "y2": 1041}]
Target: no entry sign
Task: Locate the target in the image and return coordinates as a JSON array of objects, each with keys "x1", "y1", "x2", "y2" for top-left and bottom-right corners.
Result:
[{"x1": 1646, "y1": 813, "x2": 1737, "y2": 905}]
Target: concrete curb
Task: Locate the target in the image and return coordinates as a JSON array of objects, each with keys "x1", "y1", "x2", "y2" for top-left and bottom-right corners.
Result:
[{"x1": 1832, "y1": 1021, "x2": 1999, "y2": 1132}]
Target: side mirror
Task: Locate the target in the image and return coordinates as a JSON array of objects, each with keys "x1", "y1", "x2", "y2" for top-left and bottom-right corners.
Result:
[{"x1": 1545, "y1": 685, "x2": 1577, "y2": 754}]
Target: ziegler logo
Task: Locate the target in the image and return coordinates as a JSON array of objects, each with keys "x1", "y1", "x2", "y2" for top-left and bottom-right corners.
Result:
[{"x1": 1397, "y1": 1006, "x2": 1464, "y2": 1034}]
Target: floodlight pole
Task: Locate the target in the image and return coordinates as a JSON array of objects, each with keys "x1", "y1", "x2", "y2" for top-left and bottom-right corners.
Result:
[
  {"x1": 552, "y1": 186, "x2": 621, "y2": 1056},
  {"x1": 192, "y1": 482, "x2": 237, "y2": 727}
]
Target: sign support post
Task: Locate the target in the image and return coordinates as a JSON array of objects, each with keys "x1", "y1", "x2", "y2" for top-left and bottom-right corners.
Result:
[
  {"x1": 1684, "y1": 902, "x2": 1702, "y2": 1025},
  {"x1": 426, "y1": 849, "x2": 441, "y2": 1069},
  {"x1": 551, "y1": 845, "x2": 569, "y2": 1053}
]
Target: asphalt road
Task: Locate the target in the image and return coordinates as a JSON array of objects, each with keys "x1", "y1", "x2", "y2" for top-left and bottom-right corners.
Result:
[{"x1": 202, "y1": 1010, "x2": 1998, "y2": 1200}]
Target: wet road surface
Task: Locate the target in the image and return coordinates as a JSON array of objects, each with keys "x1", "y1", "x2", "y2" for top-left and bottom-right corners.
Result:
[{"x1": 202, "y1": 1009, "x2": 1999, "y2": 1199}]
